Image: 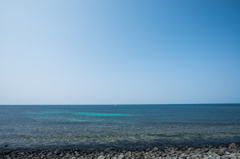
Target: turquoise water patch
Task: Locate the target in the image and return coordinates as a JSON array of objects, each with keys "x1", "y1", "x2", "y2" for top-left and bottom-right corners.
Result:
[{"x1": 74, "y1": 112, "x2": 132, "y2": 117}]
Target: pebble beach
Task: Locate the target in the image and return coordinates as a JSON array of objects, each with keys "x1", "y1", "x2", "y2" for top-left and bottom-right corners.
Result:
[{"x1": 1, "y1": 143, "x2": 240, "y2": 159}]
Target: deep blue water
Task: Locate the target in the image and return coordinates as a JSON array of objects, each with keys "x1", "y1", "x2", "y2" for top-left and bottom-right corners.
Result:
[{"x1": 0, "y1": 104, "x2": 240, "y2": 149}]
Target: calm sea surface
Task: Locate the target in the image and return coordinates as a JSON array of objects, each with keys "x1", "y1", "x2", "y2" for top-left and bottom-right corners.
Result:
[{"x1": 1, "y1": 104, "x2": 240, "y2": 149}]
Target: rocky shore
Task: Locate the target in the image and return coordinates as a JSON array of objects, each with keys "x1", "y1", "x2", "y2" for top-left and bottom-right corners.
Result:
[{"x1": 1, "y1": 143, "x2": 240, "y2": 159}]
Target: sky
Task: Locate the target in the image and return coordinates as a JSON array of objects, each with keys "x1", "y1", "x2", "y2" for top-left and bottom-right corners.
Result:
[{"x1": 0, "y1": 0, "x2": 240, "y2": 104}]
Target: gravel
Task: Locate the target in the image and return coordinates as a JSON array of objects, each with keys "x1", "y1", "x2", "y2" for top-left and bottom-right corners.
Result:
[{"x1": 0, "y1": 143, "x2": 240, "y2": 159}]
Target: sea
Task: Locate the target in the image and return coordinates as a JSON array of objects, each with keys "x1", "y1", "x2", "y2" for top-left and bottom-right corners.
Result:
[{"x1": 0, "y1": 104, "x2": 240, "y2": 150}]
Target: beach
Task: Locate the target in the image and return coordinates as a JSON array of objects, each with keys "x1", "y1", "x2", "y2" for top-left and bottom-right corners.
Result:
[{"x1": 1, "y1": 143, "x2": 240, "y2": 159}]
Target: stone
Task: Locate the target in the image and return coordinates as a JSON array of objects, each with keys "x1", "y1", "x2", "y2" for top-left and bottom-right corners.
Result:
[
  {"x1": 135, "y1": 152, "x2": 143, "y2": 156},
  {"x1": 169, "y1": 150, "x2": 175, "y2": 155},
  {"x1": 230, "y1": 149, "x2": 239, "y2": 153},
  {"x1": 47, "y1": 152, "x2": 52, "y2": 156},
  {"x1": 152, "y1": 147, "x2": 158, "y2": 152},
  {"x1": 192, "y1": 155, "x2": 199, "y2": 158},
  {"x1": 203, "y1": 154, "x2": 208, "y2": 159},
  {"x1": 65, "y1": 153, "x2": 71, "y2": 157},
  {"x1": 20, "y1": 152, "x2": 25, "y2": 155},
  {"x1": 218, "y1": 151, "x2": 225, "y2": 156},
  {"x1": 204, "y1": 148, "x2": 209, "y2": 152},
  {"x1": 229, "y1": 143, "x2": 237, "y2": 149},
  {"x1": 98, "y1": 155, "x2": 106, "y2": 159},
  {"x1": 126, "y1": 151, "x2": 132, "y2": 156},
  {"x1": 156, "y1": 153, "x2": 161, "y2": 157},
  {"x1": 54, "y1": 150, "x2": 60, "y2": 155},
  {"x1": 224, "y1": 155, "x2": 232, "y2": 159},
  {"x1": 118, "y1": 154, "x2": 125, "y2": 159},
  {"x1": 207, "y1": 151, "x2": 212, "y2": 155},
  {"x1": 185, "y1": 151, "x2": 190, "y2": 155},
  {"x1": 106, "y1": 154, "x2": 112, "y2": 159},
  {"x1": 187, "y1": 148, "x2": 193, "y2": 151},
  {"x1": 221, "y1": 148, "x2": 228, "y2": 151},
  {"x1": 5, "y1": 155, "x2": 10, "y2": 158}
]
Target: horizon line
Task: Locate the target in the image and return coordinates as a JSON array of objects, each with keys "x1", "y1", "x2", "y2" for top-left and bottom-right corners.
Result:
[{"x1": 0, "y1": 103, "x2": 240, "y2": 106}]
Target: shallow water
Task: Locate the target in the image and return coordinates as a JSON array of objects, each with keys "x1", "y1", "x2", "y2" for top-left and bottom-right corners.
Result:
[{"x1": 0, "y1": 104, "x2": 240, "y2": 149}]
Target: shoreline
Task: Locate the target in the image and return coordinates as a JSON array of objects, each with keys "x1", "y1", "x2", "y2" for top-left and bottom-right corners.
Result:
[{"x1": 1, "y1": 143, "x2": 240, "y2": 159}]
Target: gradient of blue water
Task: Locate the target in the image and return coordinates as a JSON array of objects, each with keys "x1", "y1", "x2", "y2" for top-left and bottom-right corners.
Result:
[{"x1": 0, "y1": 104, "x2": 240, "y2": 149}]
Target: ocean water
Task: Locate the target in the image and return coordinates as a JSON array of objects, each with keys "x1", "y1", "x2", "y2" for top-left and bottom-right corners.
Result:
[{"x1": 0, "y1": 104, "x2": 240, "y2": 150}]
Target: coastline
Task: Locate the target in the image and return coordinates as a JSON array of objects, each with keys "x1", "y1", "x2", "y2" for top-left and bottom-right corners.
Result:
[
  {"x1": 1, "y1": 104, "x2": 240, "y2": 158},
  {"x1": 1, "y1": 142, "x2": 240, "y2": 159}
]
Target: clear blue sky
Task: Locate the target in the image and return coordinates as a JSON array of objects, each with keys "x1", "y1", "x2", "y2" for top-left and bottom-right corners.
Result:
[{"x1": 0, "y1": 0, "x2": 240, "y2": 104}]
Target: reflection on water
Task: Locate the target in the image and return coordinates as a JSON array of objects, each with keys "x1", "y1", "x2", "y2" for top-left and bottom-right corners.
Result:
[
  {"x1": 34, "y1": 117, "x2": 86, "y2": 122},
  {"x1": 74, "y1": 112, "x2": 132, "y2": 117},
  {"x1": 27, "y1": 111, "x2": 69, "y2": 114}
]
